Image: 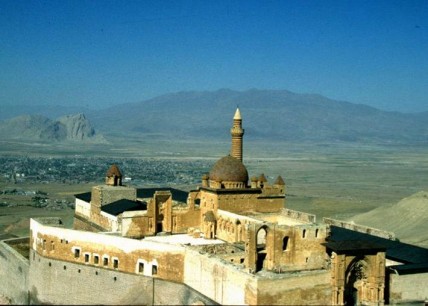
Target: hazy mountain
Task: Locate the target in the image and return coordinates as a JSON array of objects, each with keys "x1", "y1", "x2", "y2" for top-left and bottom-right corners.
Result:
[
  {"x1": 0, "y1": 113, "x2": 101, "y2": 142},
  {"x1": 89, "y1": 89, "x2": 428, "y2": 143},
  {"x1": 0, "y1": 104, "x2": 92, "y2": 121}
]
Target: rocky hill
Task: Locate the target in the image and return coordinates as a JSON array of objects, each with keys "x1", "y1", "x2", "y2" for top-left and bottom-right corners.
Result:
[
  {"x1": 0, "y1": 113, "x2": 100, "y2": 142},
  {"x1": 89, "y1": 89, "x2": 428, "y2": 143},
  {"x1": 348, "y1": 191, "x2": 428, "y2": 248}
]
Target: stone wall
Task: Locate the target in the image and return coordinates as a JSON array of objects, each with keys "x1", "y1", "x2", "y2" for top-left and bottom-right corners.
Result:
[
  {"x1": 254, "y1": 270, "x2": 331, "y2": 305},
  {"x1": 323, "y1": 218, "x2": 396, "y2": 240},
  {"x1": 388, "y1": 268, "x2": 428, "y2": 304},
  {"x1": 184, "y1": 248, "x2": 331, "y2": 305},
  {"x1": 0, "y1": 238, "x2": 30, "y2": 304},
  {"x1": 31, "y1": 218, "x2": 185, "y2": 283},
  {"x1": 29, "y1": 250, "x2": 216, "y2": 305},
  {"x1": 282, "y1": 208, "x2": 316, "y2": 223},
  {"x1": 91, "y1": 185, "x2": 136, "y2": 208},
  {"x1": 267, "y1": 224, "x2": 328, "y2": 271},
  {"x1": 184, "y1": 248, "x2": 251, "y2": 305}
]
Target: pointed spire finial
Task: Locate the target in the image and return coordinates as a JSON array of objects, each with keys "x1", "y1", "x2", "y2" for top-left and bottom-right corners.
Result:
[{"x1": 233, "y1": 107, "x2": 241, "y2": 120}]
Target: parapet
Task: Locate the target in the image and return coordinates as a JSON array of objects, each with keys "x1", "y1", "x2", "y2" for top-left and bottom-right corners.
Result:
[{"x1": 32, "y1": 217, "x2": 64, "y2": 227}]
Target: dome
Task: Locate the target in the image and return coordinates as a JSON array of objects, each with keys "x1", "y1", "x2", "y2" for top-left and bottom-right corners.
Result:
[{"x1": 209, "y1": 155, "x2": 249, "y2": 183}]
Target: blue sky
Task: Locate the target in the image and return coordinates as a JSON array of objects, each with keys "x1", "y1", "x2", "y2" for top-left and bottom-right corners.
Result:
[{"x1": 1, "y1": 0, "x2": 427, "y2": 112}]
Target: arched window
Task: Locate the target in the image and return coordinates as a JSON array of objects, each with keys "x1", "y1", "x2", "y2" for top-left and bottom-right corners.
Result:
[
  {"x1": 257, "y1": 227, "x2": 267, "y2": 245},
  {"x1": 282, "y1": 236, "x2": 289, "y2": 251}
]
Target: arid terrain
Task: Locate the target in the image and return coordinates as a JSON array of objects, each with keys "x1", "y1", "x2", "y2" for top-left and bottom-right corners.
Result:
[{"x1": 1, "y1": 139, "x2": 427, "y2": 247}]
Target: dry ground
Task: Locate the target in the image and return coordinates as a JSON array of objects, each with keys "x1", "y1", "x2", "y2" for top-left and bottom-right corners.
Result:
[{"x1": 1, "y1": 141, "x2": 427, "y2": 241}]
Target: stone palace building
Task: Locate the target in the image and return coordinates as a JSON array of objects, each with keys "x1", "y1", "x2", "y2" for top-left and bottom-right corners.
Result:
[{"x1": 1, "y1": 108, "x2": 428, "y2": 305}]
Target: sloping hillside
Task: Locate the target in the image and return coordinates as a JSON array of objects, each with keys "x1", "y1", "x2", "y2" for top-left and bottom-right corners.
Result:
[
  {"x1": 89, "y1": 89, "x2": 428, "y2": 143},
  {"x1": 348, "y1": 191, "x2": 428, "y2": 248}
]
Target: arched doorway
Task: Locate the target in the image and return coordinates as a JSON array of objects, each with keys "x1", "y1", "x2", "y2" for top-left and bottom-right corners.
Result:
[
  {"x1": 256, "y1": 226, "x2": 267, "y2": 272},
  {"x1": 345, "y1": 257, "x2": 368, "y2": 305}
]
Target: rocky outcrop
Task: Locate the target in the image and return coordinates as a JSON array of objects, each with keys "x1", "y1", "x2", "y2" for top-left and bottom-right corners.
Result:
[
  {"x1": 0, "y1": 113, "x2": 99, "y2": 142},
  {"x1": 57, "y1": 113, "x2": 95, "y2": 140}
]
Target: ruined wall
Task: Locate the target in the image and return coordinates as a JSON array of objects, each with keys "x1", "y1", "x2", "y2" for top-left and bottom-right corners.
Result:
[
  {"x1": 216, "y1": 210, "x2": 262, "y2": 243},
  {"x1": 184, "y1": 248, "x2": 331, "y2": 305},
  {"x1": 121, "y1": 211, "x2": 150, "y2": 238},
  {"x1": 88, "y1": 209, "x2": 119, "y2": 231},
  {"x1": 184, "y1": 248, "x2": 253, "y2": 305},
  {"x1": 29, "y1": 250, "x2": 216, "y2": 305},
  {"x1": 254, "y1": 270, "x2": 331, "y2": 305},
  {"x1": 245, "y1": 223, "x2": 328, "y2": 273},
  {"x1": 172, "y1": 208, "x2": 201, "y2": 233},
  {"x1": 276, "y1": 224, "x2": 328, "y2": 269},
  {"x1": 0, "y1": 238, "x2": 29, "y2": 305},
  {"x1": 282, "y1": 208, "x2": 316, "y2": 223},
  {"x1": 73, "y1": 213, "x2": 107, "y2": 232},
  {"x1": 388, "y1": 270, "x2": 428, "y2": 304},
  {"x1": 324, "y1": 218, "x2": 396, "y2": 240}
]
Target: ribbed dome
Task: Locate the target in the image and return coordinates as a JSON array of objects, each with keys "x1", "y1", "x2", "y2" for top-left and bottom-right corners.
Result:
[{"x1": 209, "y1": 156, "x2": 249, "y2": 183}]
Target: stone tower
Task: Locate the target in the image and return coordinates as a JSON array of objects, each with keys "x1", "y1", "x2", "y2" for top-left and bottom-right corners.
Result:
[{"x1": 230, "y1": 107, "x2": 245, "y2": 161}]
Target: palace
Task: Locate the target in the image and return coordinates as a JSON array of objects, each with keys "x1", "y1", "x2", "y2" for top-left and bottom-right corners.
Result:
[{"x1": 1, "y1": 108, "x2": 428, "y2": 305}]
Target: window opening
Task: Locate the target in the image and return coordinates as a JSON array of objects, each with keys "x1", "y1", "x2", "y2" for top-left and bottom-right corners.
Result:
[
  {"x1": 94, "y1": 255, "x2": 99, "y2": 264},
  {"x1": 138, "y1": 262, "x2": 144, "y2": 273},
  {"x1": 282, "y1": 236, "x2": 289, "y2": 251},
  {"x1": 152, "y1": 264, "x2": 158, "y2": 275}
]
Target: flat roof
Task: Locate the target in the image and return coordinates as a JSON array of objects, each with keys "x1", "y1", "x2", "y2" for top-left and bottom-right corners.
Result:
[
  {"x1": 137, "y1": 187, "x2": 188, "y2": 203},
  {"x1": 101, "y1": 199, "x2": 147, "y2": 216},
  {"x1": 74, "y1": 192, "x2": 91, "y2": 202},
  {"x1": 329, "y1": 226, "x2": 428, "y2": 264},
  {"x1": 144, "y1": 234, "x2": 225, "y2": 246}
]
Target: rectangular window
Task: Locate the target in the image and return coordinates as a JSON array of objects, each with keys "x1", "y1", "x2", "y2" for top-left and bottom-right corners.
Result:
[
  {"x1": 84, "y1": 254, "x2": 90, "y2": 263},
  {"x1": 103, "y1": 257, "x2": 109, "y2": 266},
  {"x1": 113, "y1": 259, "x2": 119, "y2": 269},
  {"x1": 152, "y1": 264, "x2": 158, "y2": 275},
  {"x1": 94, "y1": 255, "x2": 99, "y2": 264},
  {"x1": 138, "y1": 262, "x2": 144, "y2": 273},
  {"x1": 74, "y1": 248, "x2": 80, "y2": 258},
  {"x1": 51, "y1": 241, "x2": 55, "y2": 251}
]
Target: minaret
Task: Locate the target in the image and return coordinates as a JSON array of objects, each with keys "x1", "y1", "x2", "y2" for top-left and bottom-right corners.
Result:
[{"x1": 230, "y1": 107, "x2": 245, "y2": 161}]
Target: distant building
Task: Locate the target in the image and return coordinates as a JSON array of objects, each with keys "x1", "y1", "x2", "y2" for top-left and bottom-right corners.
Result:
[{"x1": 1, "y1": 108, "x2": 428, "y2": 305}]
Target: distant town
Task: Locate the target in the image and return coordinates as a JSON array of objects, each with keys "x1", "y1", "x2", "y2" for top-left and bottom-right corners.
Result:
[
  {"x1": 0, "y1": 155, "x2": 212, "y2": 186},
  {"x1": 0, "y1": 155, "x2": 212, "y2": 211}
]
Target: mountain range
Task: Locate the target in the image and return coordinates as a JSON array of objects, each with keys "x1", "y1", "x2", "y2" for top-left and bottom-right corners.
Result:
[{"x1": 1, "y1": 89, "x2": 427, "y2": 144}]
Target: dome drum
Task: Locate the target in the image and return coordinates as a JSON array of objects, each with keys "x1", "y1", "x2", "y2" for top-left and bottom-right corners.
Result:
[{"x1": 208, "y1": 155, "x2": 249, "y2": 189}]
